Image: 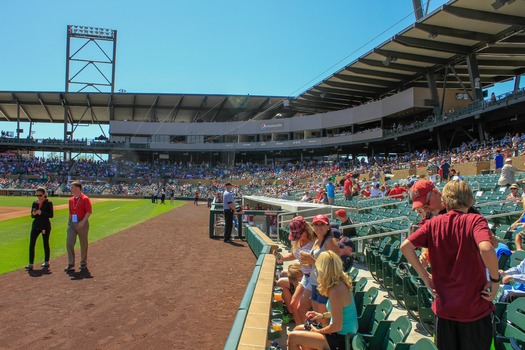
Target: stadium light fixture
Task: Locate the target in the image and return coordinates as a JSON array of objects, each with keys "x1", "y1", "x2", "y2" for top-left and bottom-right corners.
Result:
[
  {"x1": 382, "y1": 56, "x2": 397, "y2": 66},
  {"x1": 491, "y1": 0, "x2": 514, "y2": 10}
]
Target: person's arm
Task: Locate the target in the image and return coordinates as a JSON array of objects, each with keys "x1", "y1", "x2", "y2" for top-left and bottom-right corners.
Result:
[
  {"x1": 30, "y1": 203, "x2": 37, "y2": 218},
  {"x1": 310, "y1": 285, "x2": 345, "y2": 334},
  {"x1": 516, "y1": 234, "x2": 525, "y2": 251},
  {"x1": 511, "y1": 213, "x2": 525, "y2": 229},
  {"x1": 325, "y1": 237, "x2": 341, "y2": 255},
  {"x1": 81, "y1": 212, "x2": 91, "y2": 223},
  {"x1": 400, "y1": 240, "x2": 434, "y2": 294},
  {"x1": 479, "y1": 241, "x2": 500, "y2": 301},
  {"x1": 41, "y1": 201, "x2": 53, "y2": 219}
]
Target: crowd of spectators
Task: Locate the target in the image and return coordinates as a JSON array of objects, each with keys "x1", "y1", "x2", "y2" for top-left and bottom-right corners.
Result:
[{"x1": 0, "y1": 132, "x2": 523, "y2": 198}]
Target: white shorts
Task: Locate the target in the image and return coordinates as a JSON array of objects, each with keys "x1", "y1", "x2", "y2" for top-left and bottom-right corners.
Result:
[{"x1": 299, "y1": 274, "x2": 312, "y2": 291}]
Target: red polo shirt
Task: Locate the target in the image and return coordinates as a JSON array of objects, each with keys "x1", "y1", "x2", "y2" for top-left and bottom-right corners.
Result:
[
  {"x1": 408, "y1": 210, "x2": 495, "y2": 322},
  {"x1": 69, "y1": 193, "x2": 92, "y2": 221}
]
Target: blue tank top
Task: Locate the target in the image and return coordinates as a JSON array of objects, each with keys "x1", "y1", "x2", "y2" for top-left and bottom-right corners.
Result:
[{"x1": 326, "y1": 293, "x2": 358, "y2": 335}]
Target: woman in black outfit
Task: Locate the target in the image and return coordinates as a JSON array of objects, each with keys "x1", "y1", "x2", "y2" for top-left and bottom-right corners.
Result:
[{"x1": 26, "y1": 187, "x2": 54, "y2": 270}]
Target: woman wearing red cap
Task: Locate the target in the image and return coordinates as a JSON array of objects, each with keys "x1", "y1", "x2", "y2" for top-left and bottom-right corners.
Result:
[
  {"x1": 301, "y1": 214, "x2": 340, "y2": 322},
  {"x1": 276, "y1": 216, "x2": 316, "y2": 324}
]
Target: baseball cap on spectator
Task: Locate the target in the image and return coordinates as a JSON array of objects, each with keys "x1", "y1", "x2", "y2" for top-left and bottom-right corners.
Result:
[
  {"x1": 225, "y1": 182, "x2": 233, "y2": 186},
  {"x1": 346, "y1": 174, "x2": 352, "y2": 178},
  {"x1": 339, "y1": 237, "x2": 354, "y2": 249},
  {"x1": 288, "y1": 216, "x2": 306, "y2": 241},
  {"x1": 510, "y1": 183, "x2": 519, "y2": 189},
  {"x1": 410, "y1": 180, "x2": 435, "y2": 210},
  {"x1": 505, "y1": 158, "x2": 512, "y2": 163},
  {"x1": 312, "y1": 214, "x2": 329, "y2": 225},
  {"x1": 335, "y1": 209, "x2": 347, "y2": 218}
]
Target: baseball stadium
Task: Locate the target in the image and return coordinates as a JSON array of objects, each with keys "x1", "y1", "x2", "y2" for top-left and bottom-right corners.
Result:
[{"x1": 1, "y1": 0, "x2": 525, "y2": 349}]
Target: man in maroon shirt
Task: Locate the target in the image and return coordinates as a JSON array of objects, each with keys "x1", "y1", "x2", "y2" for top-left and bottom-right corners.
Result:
[
  {"x1": 65, "y1": 181, "x2": 93, "y2": 273},
  {"x1": 401, "y1": 180, "x2": 499, "y2": 350}
]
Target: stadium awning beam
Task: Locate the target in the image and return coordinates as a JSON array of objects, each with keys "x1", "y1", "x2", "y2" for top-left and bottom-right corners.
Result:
[
  {"x1": 413, "y1": 23, "x2": 494, "y2": 42},
  {"x1": 323, "y1": 81, "x2": 385, "y2": 93},
  {"x1": 478, "y1": 47, "x2": 525, "y2": 56},
  {"x1": 442, "y1": 5, "x2": 525, "y2": 26},
  {"x1": 313, "y1": 86, "x2": 377, "y2": 98},
  {"x1": 344, "y1": 67, "x2": 411, "y2": 81},
  {"x1": 333, "y1": 73, "x2": 396, "y2": 87},
  {"x1": 300, "y1": 94, "x2": 354, "y2": 106},
  {"x1": 37, "y1": 93, "x2": 54, "y2": 123},
  {"x1": 0, "y1": 105, "x2": 10, "y2": 121},
  {"x1": 131, "y1": 95, "x2": 136, "y2": 121},
  {"x1": 305, "y1": 90, "x2": 367, "y2": 104},
  {"x1": 171, "y1": 95, "x2": 184, "y2": 122},
  {"x1": 357, "y1": 58, "x2": 426, "y2": 73},
  {"x1": 192, "y1": 96, "x2": 207, "y2": 122},
  {"x1": 393, "y1": 35, "x2": 471, "y2": 55},
  {"x1": 245, "y1": 97, "x2": 270, "y2": 121},
  {"x1": 210, "y1": 96, "x2": 229, "y2": 122},
  {"x1": 304, "y1": 91, "x2": 358, "y2": 103},
  {"x1": 374, "y1": 48, "x2": 449, "y2": 65}
]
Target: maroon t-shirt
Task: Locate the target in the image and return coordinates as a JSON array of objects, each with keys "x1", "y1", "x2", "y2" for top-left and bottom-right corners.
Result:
[{"x1": 408, "y1": 210, "x2": 495, "y2": 322}]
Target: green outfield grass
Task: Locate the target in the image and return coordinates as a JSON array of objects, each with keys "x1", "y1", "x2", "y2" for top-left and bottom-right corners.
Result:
[
  {"x1": 0, "y1": 196, "x2": 71, "y2": 207},
  {"x1": 0, "y1": 198, "x2": 184, "y2": 274}
]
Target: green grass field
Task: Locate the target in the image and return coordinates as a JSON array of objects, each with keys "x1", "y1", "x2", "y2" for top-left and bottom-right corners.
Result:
[{"x1": 0, "y1": 197, "x2": 184, "y2": 274}]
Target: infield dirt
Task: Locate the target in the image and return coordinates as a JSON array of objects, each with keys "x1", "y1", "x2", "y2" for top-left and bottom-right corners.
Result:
[{"x1": 0, "y1": 202, "x2": 255, "y2": 349}]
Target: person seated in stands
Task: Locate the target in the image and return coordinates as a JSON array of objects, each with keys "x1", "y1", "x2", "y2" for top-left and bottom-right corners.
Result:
[
  {"x1": 450, "y1": 169, "x2": 463, "y2": 180},
  {"x1": 338, "y1": 237, "x2": 354, "y2": 272},
  {"x1": 276, "y1": 262, "x2": 303, "y2": 318},
  {"x1": 334, "y1": 209, "x2": 357, "y2": 238},
  {"x1": 378, "y1": 184, "x2": 387, "y2": 197},
  {"x1": 506, "y1": 183, "x2": 523, "y2": 205},
  {"x1": 511, "y1": 213, "x2": 525, "y2": 251},
  {"x1": 351, "y1": 185, "x2": 360, "y2": 198},
  {"x1": 275, "y1": 216, "x2": 315, "y2": 324},
  {"x1": 369, "y1": 183, "x2": 380, "y2": 197},
  {"x1": 499, "y1": 257, "x2": 525, "y2": 302},
  {"x1": 388, "y1": 182, "x2": 406, "y2": 199},
  {"x1": 288, "y1": 251, "x2": 357, "y2": 350},
  {"x1": 300, "y1": 191, "x2": 311, "y2": 202}
]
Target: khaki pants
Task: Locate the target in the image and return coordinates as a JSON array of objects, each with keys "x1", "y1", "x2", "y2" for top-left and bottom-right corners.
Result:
[{"x1": 66, "y1": 221, "x2": 89, "y2": 266}]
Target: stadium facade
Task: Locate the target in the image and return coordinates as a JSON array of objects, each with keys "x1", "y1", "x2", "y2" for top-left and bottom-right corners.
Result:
[{"x1": 0, "y1": 0, "x2": 524, "y2": 164}]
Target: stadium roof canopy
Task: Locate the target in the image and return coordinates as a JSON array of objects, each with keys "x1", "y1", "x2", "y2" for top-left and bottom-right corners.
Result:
[
  {"x1": 0, "y1": 92, "x2": 294, "y2": 124},
  {"x1": 0, "y1": 0, "x2": 524, "y2": 124},
  {"x1": 294, "y1": 0, "x2": 525, "y2": 113}
]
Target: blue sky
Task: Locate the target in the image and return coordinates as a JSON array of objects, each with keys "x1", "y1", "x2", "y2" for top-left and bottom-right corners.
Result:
[{"x1": 0, "y1": 0, "x2": 515, "y2": 142}]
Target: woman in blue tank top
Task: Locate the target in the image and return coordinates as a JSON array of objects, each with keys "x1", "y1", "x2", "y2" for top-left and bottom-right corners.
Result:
[{"x1": 288, "y1": 251, "x2": 358, "y2": 350}]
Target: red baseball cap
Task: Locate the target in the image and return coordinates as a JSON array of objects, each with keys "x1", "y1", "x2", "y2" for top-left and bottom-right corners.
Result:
[
  {"x1": 335, "y1": 209, "x2": 347, "y2": 217},
  {"x1": 312, "y1": 214, "x2": 329, "y2": 225},
  {"x1": 288, "y1": 216, "x2": 306, "y2": 241},
  {"x1": 346, "y1": 173, "x2": 352, "y2": 178},
  {"x1": 410, "y1": 180, "x2": 435, "y2": 209}
]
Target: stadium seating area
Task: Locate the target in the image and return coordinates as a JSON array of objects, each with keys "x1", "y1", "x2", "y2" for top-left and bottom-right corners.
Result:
[{"x1": 1, "y1": 132, "x2": 524, "y2": 200}]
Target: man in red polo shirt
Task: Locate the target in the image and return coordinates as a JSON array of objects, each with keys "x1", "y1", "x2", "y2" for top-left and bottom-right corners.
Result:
[
  {"x1": 343, "y1": 174, "x2": 353, "y2": 200},
  {"x1": 401, "y1": 180, "x2": 499, "y2": 350},
  {"x1": 65, "y1": 181, "x2": 93, "y2": 273}
]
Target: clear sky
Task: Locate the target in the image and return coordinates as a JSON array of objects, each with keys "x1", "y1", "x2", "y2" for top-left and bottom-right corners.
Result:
[{"x1": 0, "y1": 0, "x2": 515, "y2": 142}]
